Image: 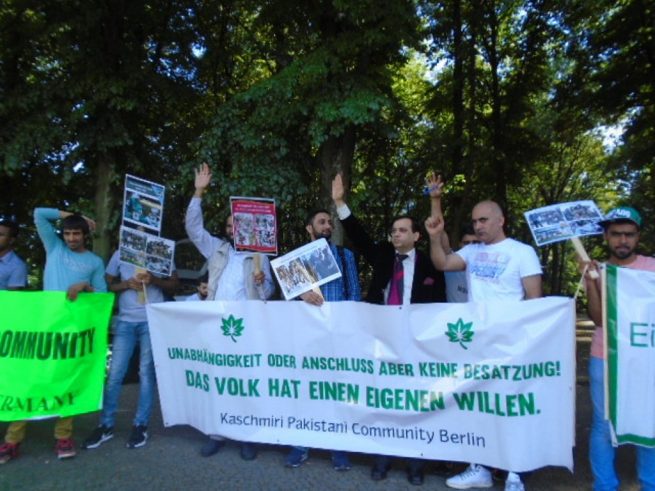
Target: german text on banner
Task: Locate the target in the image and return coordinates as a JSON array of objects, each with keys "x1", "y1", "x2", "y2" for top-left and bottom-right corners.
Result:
[
  {"x1": 605, "y1": 264, "x2": 655, "y2": 447},
  {"x1": 148, "y1": 297, "x2": 575, "y2": 471},
  {"x1": 0, "y1": 291, "x2": 114, "y2": 421}
]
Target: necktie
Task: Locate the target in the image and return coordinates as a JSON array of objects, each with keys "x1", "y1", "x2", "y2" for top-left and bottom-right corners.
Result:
[{"x1": 387, "y1": 254, "x2": 408, "y2": 305}]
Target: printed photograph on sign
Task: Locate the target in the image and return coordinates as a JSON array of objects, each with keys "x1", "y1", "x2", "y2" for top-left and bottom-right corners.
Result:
[
  {"x1": 119, "y1": 226, "x2": 175, "y2": 276},
  {"x1": 271, "y1": 238, "x2": 341, "y2": 299},
  {"x1": 123, "y1": 174, "x2": 166, "y2": 235},
  {"x1": 524, "y1": 200, "x2": 604, "y2": 246},
  {"x1": 230, "y1": 197, "x2": 277, "y2": 255}
]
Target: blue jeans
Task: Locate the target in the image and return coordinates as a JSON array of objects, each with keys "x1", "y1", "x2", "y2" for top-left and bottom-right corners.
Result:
[
  {"x1": 100, "y1": 321, "x2": 155, "y2": 428},
  {"x1": 589, "y1": 356, "x2": 655, "y2": 491}
]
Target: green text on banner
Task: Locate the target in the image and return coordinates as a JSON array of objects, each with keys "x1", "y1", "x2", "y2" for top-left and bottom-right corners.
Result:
[
  {"x1": 148, "y1": 297, "x2": 575, "y2": 472},
  {"x1": 605, "y1": 264, "x2": 655, "y2": 447}
]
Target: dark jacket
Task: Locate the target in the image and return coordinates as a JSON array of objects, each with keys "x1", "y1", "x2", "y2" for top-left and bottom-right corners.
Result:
[{"x1": 340, "y1": 212, "x2": 446, "y2": 305}]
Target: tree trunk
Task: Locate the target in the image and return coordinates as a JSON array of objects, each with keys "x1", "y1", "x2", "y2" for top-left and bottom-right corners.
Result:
[
  {"x1": 319, "y1": 128, "x2": 356, "y2": 245},
  {"x1": 93, "y1": 156, "x2": 115, "y2": 261},
  {"x1": 488, "y1": 2, "x2": 507, "y2": 214}
]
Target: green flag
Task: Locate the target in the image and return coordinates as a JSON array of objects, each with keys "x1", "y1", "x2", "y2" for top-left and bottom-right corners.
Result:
[{"x1": 0, "y1": 291, "x2": 114, "y2": 421}]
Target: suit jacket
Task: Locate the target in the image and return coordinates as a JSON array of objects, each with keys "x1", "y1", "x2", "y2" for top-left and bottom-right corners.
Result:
[{"x1": 340, "y1": 213, "x2": 446, "y2": 305}]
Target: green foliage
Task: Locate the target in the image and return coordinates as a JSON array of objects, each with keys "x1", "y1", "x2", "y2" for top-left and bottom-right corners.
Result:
[{"x1": 1, "y1": 0, "x2": 653, "y2": 295}]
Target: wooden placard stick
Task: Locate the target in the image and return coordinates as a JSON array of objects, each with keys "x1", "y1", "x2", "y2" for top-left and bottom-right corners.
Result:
[
  {"x1": 135, "y1": 267, "x2": 149, "y2": 304},
  {"x1": 253, "y1": 253, "x2": 262, "y2": 275},
  {"x1": 571, "y1": 236, "x2": 599, "y2": 279}
]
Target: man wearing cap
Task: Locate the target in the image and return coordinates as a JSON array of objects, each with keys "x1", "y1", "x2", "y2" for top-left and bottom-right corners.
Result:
[
  {"x1": 0, "y1": 217, "x2": 27, "y2": 290},
  {"x1": 584, "y1": 206, "x2": 655, "y2": 491}
]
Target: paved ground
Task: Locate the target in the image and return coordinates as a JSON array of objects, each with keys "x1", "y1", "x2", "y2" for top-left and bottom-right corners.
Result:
[{"x1": 0, "y1": 325, "x2": 645, "y2": 491}]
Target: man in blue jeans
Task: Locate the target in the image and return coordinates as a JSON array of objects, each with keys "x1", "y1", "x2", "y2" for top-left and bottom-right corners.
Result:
[
  {"x1": 284, "y1": 207, "x2": 361, "y2": 471},
  {"x1": 583, "y1": 207, "x2": 655, "y2": 491},
  {"x1": 82, "y1": 249, "x2": 178, "y2": 450}
]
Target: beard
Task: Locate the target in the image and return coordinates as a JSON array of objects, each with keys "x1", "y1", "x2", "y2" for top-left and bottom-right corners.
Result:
[{"x1": 611, "y1": 246, "x2": 634, "y2": 260}]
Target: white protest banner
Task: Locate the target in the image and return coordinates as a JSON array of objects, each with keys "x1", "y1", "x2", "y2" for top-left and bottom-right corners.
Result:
[
  {"x1": 605, "y1": 264, "x2": 655, "y2": 447},
  {"x1": 524, "y1": 200, "x2": 603, "y2": 246},
  {"x1": 148, "y1": 297, "x2": 575, "y2": 471}
]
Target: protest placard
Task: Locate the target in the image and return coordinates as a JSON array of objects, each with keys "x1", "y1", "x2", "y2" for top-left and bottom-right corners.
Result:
[
  {"x1": 230, "y1": 197, "x2": 277, "y2": 255},
  {"x1": 123, "y1": 174, "x2": 166, "y2": 235},
  {"x1": 0, "y1": 291, "x2": 114, "y2": 421},
  {"x1": 270, "y1": 238, "x2": 341, "y2": 299},
  {"x1": 524, "y1": 200, "x2": 603, "y2": 246},
  {"x1": 119, "y1": 226, "x2": 176, "y2": 276}
]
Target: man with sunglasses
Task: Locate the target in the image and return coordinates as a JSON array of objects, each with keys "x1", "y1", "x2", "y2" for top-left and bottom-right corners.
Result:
[{"x1": 583, "y1": 207, "x2": 655, "y2": 491}]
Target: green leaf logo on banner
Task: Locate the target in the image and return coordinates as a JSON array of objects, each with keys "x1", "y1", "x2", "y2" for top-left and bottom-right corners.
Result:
[
  {"x1": 221, "y1": 314, "x2": 245, "y2": 343},
  {"x1": 446, "y1": 318, "x2": 474, "y2": 350}
]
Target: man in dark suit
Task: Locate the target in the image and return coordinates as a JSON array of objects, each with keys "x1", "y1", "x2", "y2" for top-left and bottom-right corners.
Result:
[{"x1": 331, "y1": 174, "x2": 446, "y2": 485}]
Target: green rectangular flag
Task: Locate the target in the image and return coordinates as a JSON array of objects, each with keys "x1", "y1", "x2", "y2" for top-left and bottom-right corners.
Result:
[
  {"x1": 605, "y1": 264, "x2": 655, "y2": 447},
  {"x1": 0, "y1": 291, "x2": 114, "y2": 421}
]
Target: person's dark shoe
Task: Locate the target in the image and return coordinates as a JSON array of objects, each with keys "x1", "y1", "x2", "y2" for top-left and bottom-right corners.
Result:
[
  {"x1": 285, "y1": 447, "x2": 308, "y2": 468},
  {"x1": 200, "y1": 438, "x2": 225, "y2": 457},
  {"x1": 407, "y1": 467, "x2": 425, "y2": 485},
  {"x1": 126, "y1": 425, "x2": 148, "y2": 449},
  {"x1": 239, "y1": 443, "x2": 257, "y2": 461},
  {"x1": 371, "y1": 463, "x2": 391, "y2": 481},
  {"x1": 331, "y1": 451, "x2": 351, "y2": 471},
  {"x1": 82, "y1": 425, "x2": 114, "y2": 449}
]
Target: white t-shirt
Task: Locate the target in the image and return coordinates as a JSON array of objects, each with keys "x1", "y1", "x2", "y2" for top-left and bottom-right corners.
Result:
[{"x1": 456, "y1": 238, "x2": 542, "y2": 301}]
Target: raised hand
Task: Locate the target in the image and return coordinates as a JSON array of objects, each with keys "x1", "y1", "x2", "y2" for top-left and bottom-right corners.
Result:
[
  {"x1": 194, "y1": 162, "x2": 212, "y2": 195},
  {"x1": 424, "y1": 215, "x2": 445, "y2": 239},
  {"x1": 332, "y1": 173, "x2": 345, "y2": 206},
  {"x1": 425, "y1": 172, "x2": 444, "y2": 199}
]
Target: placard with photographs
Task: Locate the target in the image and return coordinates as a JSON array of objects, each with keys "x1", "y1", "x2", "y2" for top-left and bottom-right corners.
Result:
[
  {"x1": 524, "y1": 200, "x2": 604, "y2": 246},
  {"x1": 230, "y1": 197, "x2": 277, "y2": 255},
  {"x1": 123, "y1": 175, "x2": 166, "y2": 235},
  {"x1": 119, "y1": 226, "x2": 176, "y2": 276},
  {"x1": 271, "y1": 238, "x2": 341, "y2": 300}
]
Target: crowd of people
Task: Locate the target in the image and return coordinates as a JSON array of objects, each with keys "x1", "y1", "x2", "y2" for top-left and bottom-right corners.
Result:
[{"x1": 0, "y1": 165, "x2": 652, "y2": 491}]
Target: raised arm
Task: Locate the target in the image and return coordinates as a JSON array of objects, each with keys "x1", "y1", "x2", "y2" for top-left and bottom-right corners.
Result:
[
  {"x1": 185, "y1": 163, "x2": 223, "y2": 259},
  {"x1": 34, "y1": 208, "x2": 95, "y2": 253},
  {"x1": 426, "y1": 172, "x2": 451, "y2": 252},
  {"x1": 332, "y1": 173, "x2": 378, "y2": 266},
  {"x1": 425, "y1": 215, "x2": 466, "y2": 271}
]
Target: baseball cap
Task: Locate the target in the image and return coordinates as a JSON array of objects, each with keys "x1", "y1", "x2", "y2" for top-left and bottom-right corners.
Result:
[{"x1": 599, "y1": 206, "x2": 642, "y2": 229}]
